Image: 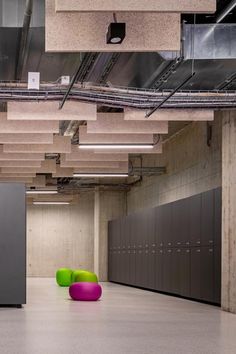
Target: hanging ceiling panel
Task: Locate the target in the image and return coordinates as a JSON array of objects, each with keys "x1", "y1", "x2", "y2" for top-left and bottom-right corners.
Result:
[
  {"x1": 0, "y1": 113, "x2": 59, "y2": 133},
  {"x1": 0, "y1": 160, "x2": 42, "y2": 167},
  {"x1": 7, "y1": 101, "x2": 97, "y2": 121},
  {"x1": 0, "y1": 133, "x2": 53, "y2": 144},
  {"x1": 3, "y1": 136, "x2": 71, "y2": 153},
  {"x1": 87, "y1": 113, "x2": 168, "y2": 134},
  {"x1": 79, "y1": 126, "x2": 154, "y2": 144},
  {"x1": 46, "y1": 0, "x2": 181, "y2": 52},
  {"x1": 64, "y1": 149, "x2": 128, "y2": 161},
  {"x1": 124, "y1": 109, "x2": 215, "y2": 121},
  {"x1": 55, "y1": 0, "x2": 216, "y2": 13}
]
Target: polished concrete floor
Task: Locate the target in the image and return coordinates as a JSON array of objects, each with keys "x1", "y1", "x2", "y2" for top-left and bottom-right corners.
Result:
[{"x1": 0, "y1": 279, "x2": 236, "y2": 354}]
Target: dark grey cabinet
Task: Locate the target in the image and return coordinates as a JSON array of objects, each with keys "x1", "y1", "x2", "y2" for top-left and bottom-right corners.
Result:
[
  {"x1": 0, "y1": 183, "x2": 26, "y2": 306},
  {"x1": 108, "y1": 187, "x2": 221, "y2": 305}
]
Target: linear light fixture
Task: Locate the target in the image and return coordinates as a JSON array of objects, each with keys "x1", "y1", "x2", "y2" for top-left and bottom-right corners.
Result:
[
  {"x1": 79, "y1": 144, "x2": 154, "y2": 149},
  {"x1": 33, "y1": 201, "x2": 70, "y2": 205},
  {"x1": 73, "y1": 173, "x2": 128, "y2": 178},
  {"x1": 216, "y1": 0, "x2": 236, "y2": 23},
  {"x1": 27, "y1": 190, "x2": 58, "y2": 195}
]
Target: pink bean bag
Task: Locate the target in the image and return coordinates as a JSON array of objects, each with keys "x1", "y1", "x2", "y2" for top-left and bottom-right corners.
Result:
[{"x1": 69, "y1": 282, "x2": 102, "y2": 301}]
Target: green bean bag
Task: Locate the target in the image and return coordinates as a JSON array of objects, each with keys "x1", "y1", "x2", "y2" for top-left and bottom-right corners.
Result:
[
  {"x1": 56, "y1": 268, "x2": 73, "y2": 287},
  {"x1": 74, "y1": 270, "x2": 98, "y2": 283},
  {"x1": 71, "y1": 269, "x2": 86, "y2": 283}
]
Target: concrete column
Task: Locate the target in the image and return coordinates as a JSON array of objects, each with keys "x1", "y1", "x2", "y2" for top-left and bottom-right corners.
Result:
[{"x1": 222, "y1": 110, "x2": 236, "y2": 313}]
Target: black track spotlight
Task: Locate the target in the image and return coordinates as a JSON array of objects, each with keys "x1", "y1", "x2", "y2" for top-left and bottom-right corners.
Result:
[{"x1": 106, "y1": 22, "x2": 126, "y2": 44}]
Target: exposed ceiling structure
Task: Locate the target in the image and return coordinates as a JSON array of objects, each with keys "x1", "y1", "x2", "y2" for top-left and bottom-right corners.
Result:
[{"x1": 0, "y1": 0, "x2": 235, "y2": 202}]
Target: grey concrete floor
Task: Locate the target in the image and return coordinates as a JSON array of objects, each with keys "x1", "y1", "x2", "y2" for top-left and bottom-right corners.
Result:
[{"x1": 0, "y1": 279, "x2": 236, "y2": 354}]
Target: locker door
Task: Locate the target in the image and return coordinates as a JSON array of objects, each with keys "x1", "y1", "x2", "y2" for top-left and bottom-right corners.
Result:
[
  {"x1": 155, "y1": 207, "x2": 162, "y2": 248},
  {"x1": 179, "y1": 248, "x2": 191, "y2": 298},
  {"x1": 156, "y1": 248, "x2": 163, "y2": 291},
  {"x1": 135, "y1": 249, "x2": 144, "y2": 287},
  {"x1": 108, "y1": 221, "x2": 113, "y2": 281},
  {"x1": 214, "y1": 188, "x2": 222, "y2": 247},
  {"x1": 129, "y1": 214, "x2": 136, "y2": 286},
  {"x1": 189, "y1": 194, "x2": 201, "y2": 247},
  {"x1": 214, "y1": 244, "x2": 221, "y2": 304},
  {"x1": 201, "y1": 190, "x2": 214, "y2": 246},
  {"x1": 114, "y1": 219, "x2": 121, "y2": 283},
  {"x1": 200, "y1": 246, "x2": 214, "y2": 302},
  {"x1": 162, "y1": 204, "x2": 173, "y2": 248},
  {"x1": 163, "y1": 248, "x2": 173, "y2": 293},
  {"x1": 173, "y1": 199, "x2": 188, "y2": 248},
  {"x1": 124, "y1": 216, "x2": 131, "y2": 284},
  {"x1": 119, "y1": 219, "x2": 125, "y2": 283},
  {"x1": 147, "y1": 248, "x2": 156, "y2": 290},
  {"x1": 146, "y1": 209, "x2": 155, "y2": 289},
  {"x1": 190, "y1": 248, "x2": 201, "y2": 299},
  {"x1": 172, "y1": 248, "x2": 181, "y2": 295}
]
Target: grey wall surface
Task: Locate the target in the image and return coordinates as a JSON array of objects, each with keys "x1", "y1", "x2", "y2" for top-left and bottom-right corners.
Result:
[
  {"x1": 0, "y1": 183, "x2": 26, "y2": 305},
  {"x1": 127, "y1": 117, "x2": 222, "y2": 213},
  {"x1": 27, "y1": 192, "x2": 94, "y2": 277}
]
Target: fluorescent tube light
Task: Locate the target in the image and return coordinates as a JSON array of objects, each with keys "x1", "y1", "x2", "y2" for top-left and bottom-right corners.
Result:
[
  {"x1": 33, "y1": 201, "x2": 70, "y2": 205},
  {"x1": 79, "y1": 144, "x2": 153, "y2": 149},
  {"x1": 73, "y1": 173, "x2": 128, "y2": 178},
  {"x1": 27, "y1": 190, "x2": 58, "y2": 195},
  {"x1": 216, "y1": 0, "x2": 236, "y2": 23}
]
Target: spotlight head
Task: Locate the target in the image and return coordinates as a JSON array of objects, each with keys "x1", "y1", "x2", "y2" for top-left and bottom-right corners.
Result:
[{"x1": 106, "y1": 22, "x2": 126, "y2": 44}]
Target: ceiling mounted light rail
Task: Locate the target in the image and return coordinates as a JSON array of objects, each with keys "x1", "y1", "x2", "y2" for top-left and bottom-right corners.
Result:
[
  {"x1": 33, "y1": 201, "x2": 70, "y2": 205},
  {"x1": 216, "y1": 0, "x2": 236, "y2": 23},
  {"x1": 26, "y1": 190, "x2": 58, "y2": 195},
  {"x1": 73, "y1": 173, "x2": 129, "y2": 178},
  {"x1": 78, "y1": 144, "x2": 154, "y2": 150}
]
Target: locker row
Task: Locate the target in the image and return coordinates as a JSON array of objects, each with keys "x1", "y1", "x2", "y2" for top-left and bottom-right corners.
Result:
[
  {"x1": 108, "y1": 188, "x2": 222, "y2": 305},
  {"x1": 108, "y1": 245, "x2": 221, "y2": 304},
  {"x1": 109, "y1": 188, "x2": 221, "y2": 251}
]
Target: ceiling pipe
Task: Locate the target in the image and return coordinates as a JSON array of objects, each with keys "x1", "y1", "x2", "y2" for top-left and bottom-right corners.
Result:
[
  {"x1": 216, "y1": 0, "x2": 236, "y2": 23},
  {"x1": 15, "y1": 0, "x2": 33, "y2": 81}
]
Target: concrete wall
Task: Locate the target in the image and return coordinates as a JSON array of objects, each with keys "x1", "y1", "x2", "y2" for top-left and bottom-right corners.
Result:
[
  {"x1": 27, "y1": 192, "x2": 94, "y2": 277},
  {"x1": 127, "y1": 115, "x2": 222, "y2": 213},
  {"x1": 94, "y1": 190, "x2": 126, "y2": 281}
]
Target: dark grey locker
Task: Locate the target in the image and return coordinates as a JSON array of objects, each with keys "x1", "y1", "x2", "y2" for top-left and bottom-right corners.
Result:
[
  {"x1": 130, "y1": 249, "x2": 136, "y2": 286},
  {"x1": 190, "y1": 248, "x2": 202, "y2": 299},
  {"x1": 214, "y1": 188, "x2": 222, "y2": 246},
  {"x1": 172, "y1": 248, "x2": 181, "y2": 295},
  {"x1": 201, "y1": 190, "x2": 214, "y2": 246},
  {"x1": 214, "y1": 245, "x2": 221, "y2": 304},
  {"x1": 200, "y1": 246, "x2": 214, "y2": 302},
  {"x1": 155, "y1": 248, "x2": 164, "y2": 291},
  {"x1": 0, "y1": 183, "x2": 26, "y2": 306},
  {"x1": 123, "y1": 216, "x2": 130, "y2": 284},
  {"x1": 163, "y1": 248, "x2": 173, "y2": 293},
  {"x1": 162, "y1": 204, "x2": 173, "y2": 248},
  {"x1": 189, "y1": 194, "x2": 201, "y2": 247},
  {"x1": 147, "y1": 248, "x2": 156, "y2": 290},
  {"x1": 113, "y1": 219, "x2": 121, "y2": 283},
  {"x1": 173, "y1": 199, "x2": 189, "y2": 247},
  {"x1": 119, "y1": 218, "x2": 126, "y2": 284},
  {"x1": 155, "y1": 208, "x2": 162, "y2": 247},
  {"x1": 147, "y1": 209, "x2": 156, "y2": 289},
  {"x1": 179, "y1": 248, "x2": 191, "y2": 298},
  {"x1": 108, "y1": 222, "x2": 113, "y2": 281},
  {"x1": 129, "y1": 214, "x2": 136, "y2": 285}
]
